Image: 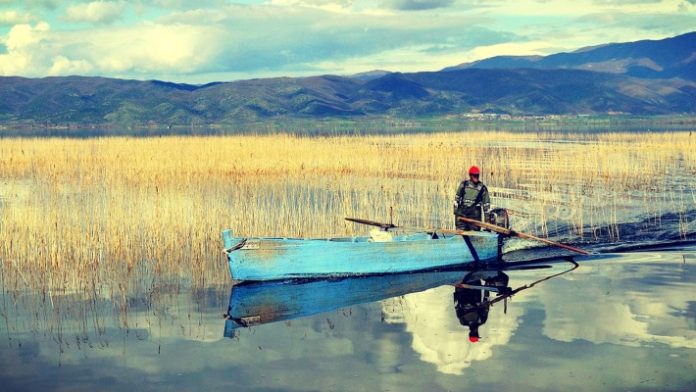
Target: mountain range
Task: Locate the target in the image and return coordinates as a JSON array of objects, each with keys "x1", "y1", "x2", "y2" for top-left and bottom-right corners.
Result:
[
  {"x1": 443, "y1": 31, "x2": 696, "y2": 81},
  {"x1": 1, "y1": 31, "x2": 695, "y2": 126}
]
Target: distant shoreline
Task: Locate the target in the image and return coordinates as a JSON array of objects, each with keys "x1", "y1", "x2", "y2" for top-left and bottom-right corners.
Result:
[{"x1": 2, "y1": 114, "x2": 696, "y2": 137}]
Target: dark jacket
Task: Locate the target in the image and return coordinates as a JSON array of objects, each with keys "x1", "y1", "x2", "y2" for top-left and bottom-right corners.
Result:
[
  {"x1": 453, "y1": 282, "x2": 489, "y2": 328},
  {"x1": 454, "y1": 180, "x2": 490, "y2": 218}
]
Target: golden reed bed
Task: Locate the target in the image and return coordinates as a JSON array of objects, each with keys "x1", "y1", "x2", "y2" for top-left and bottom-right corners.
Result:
[{"x1": 0, "y1": 131, "x2": 694, "y2": 292}]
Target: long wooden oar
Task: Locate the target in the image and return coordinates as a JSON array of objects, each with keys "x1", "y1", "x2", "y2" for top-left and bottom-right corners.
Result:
[
  {"x1": 345, "y1": 217, "x2": 469, "y2": 236},
  {"x1": 457, "y1": 217, "x2": 590, "y2": 255},
  {"x1": 344, "y1": 217, "x2": 396, "y2": 231}
]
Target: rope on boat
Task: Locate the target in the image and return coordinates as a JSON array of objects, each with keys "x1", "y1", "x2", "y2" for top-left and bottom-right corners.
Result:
[{"x1": 224, "y1": 239, "x2": 247, "y2": 254}]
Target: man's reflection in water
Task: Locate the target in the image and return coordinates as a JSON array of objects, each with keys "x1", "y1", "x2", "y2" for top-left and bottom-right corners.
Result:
[{"x1": 453, "y1": 270, "x2": 510, "y2": 343}]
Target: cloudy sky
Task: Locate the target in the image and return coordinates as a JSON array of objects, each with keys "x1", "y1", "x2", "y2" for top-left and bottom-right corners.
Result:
[{"x1": 0, "y1": 0, "x2": 694, "y2": 82}]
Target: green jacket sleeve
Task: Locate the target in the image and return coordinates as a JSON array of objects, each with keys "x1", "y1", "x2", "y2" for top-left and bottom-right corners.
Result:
[{"x1": 454, "y1": 181, "x2": 466, "y2": 214}]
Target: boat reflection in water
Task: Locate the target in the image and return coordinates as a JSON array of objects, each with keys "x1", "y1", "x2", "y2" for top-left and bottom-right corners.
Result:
[{"x1": 224, "y1": 260, "x2": 578, "y2": 338}]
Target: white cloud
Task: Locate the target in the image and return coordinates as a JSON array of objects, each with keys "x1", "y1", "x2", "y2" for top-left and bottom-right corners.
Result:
[
  {"x1": 63, "y1": 1, "x2": 126, "y2": 24},
  {"x1": 0, "y1": 10, "x2": 34, "y2": 26},
  {"x1": 74, "y1": 23, "x2": 219, "y2": 74},
  {"x1": 48, "y1": 55, "x2": 93, "y2": 75},
  {"x1": 0, "y1": 21, "x2": 217, "y2": 77},
  {"x1": 0, "y1": 22, "x2": 50, "y2": 75},
  {"x1": 465, "y1": 41, "x2": 550, "y2": 61},
  {"x1": 4, "y1": 21, "x2": 49, "y2": 49}
]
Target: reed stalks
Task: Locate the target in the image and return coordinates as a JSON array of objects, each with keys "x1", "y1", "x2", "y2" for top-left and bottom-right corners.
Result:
[{"x1": 0, "y1": 131, "x2": 694, "y2": 293}]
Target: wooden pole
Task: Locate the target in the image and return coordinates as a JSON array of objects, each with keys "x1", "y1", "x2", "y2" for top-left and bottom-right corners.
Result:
[
  {"x1": 345, "y1": 217, "x2": 468, "y2": 236},
  {"x1": 345, "y1": 216, "x2": 590, "y2": 255},
  {"x1": 457, "y1": 217, "x2": 590, "y2": 255}
]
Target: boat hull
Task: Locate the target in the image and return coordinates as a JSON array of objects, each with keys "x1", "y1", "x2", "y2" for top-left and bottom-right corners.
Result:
[
  {"x1": 222, "y1": 230, "x2": 500, "y2": 282},
  {"x1": 224, "y1": 269, "x2": 470, "y2": 336}
]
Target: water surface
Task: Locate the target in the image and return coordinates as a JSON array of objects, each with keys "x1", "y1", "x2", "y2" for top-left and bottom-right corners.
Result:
[{"x1": 1, "y1": 249, "x2": 694, "y2": 391}]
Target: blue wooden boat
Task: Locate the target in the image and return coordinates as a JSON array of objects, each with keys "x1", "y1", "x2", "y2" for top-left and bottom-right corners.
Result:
[
  {"x1": 224, "y1": 269, "x2": 471, "y2": 337},
  {"x1": 222, "y1": 228, "x2": 501, "y2": 282},
  {"x1": 223, "y1": 259, "x2": 577, "y2": 338}
]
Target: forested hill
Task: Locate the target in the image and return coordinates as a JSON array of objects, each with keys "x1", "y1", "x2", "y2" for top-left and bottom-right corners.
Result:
[{"x1": 1, "y1": 32, "x2": 694, "y2": 126}]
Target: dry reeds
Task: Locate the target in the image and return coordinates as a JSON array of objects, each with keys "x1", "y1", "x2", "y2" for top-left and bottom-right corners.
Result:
[{"x1": 0, "y1": 131, "x2": 694, "y2": 293}]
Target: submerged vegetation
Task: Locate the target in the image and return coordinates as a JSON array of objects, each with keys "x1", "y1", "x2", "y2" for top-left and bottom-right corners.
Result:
[{"x1": 0, "y1": 131, "x2": 694, "y2": 294}]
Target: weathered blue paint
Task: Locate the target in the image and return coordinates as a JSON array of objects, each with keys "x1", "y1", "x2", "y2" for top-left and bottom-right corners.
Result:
[
  {"x1": 222, "y1": 229, "x2": 500, "y2": 282},
  {"x1": 222, "y1": 229, "x2": 234, "y2": 250},
  {"x1": 224, "y1": 269, "x2": 470, "y2": 336}
]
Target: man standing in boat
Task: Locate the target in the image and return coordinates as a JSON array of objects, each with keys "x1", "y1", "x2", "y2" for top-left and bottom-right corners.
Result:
[{"x1": 454, "y1": 165, "x2": 490, "y2": 231}]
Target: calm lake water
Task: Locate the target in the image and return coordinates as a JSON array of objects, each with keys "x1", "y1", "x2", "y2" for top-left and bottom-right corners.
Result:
[{"x1": 1, "y1": 248, "x2": 694, "y2": 391}]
